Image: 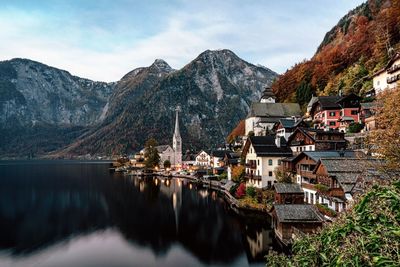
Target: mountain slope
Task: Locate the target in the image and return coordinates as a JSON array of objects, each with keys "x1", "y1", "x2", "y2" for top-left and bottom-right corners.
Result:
[
  {"x1": 59, "y1": 49, "x2": 277, "y2": 156},
  {"x1": 272, "y1": 0, "x2": 400, "y2": 104},
  {"x1": 0, "y1": 58, "x2": 115, "y2": 158}
]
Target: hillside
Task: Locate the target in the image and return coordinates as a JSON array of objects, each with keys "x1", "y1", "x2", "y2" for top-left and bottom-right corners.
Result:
[
  {"x1": 57, "y1": 49, "x2": 277, "y2": 157},
  {"x1": 272, "y1": 0, "x2": 400, "y2": 105}
]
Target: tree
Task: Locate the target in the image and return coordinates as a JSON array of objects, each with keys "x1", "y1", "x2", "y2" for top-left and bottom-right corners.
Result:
[
  {"x1": 163, "y1": 160, "x2": 171, "y2": 169},
  {"x1": 368, "y1": 87, "x2": 400, "y2": 170},
  {"x1": 144, "y1": 138, "x2": 160, "y2": 169},
  {"x1": 274, "y1": 165, "x2": 294, "y2": 183},
  {"x1": 232, "y1": 165, "x2": 245, "y2": 182}
]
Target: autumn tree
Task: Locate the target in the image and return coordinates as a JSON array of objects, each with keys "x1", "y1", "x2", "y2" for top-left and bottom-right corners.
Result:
[
  {"x1": 144, "y1": 138, "x2": 160, "y2": 169},
  {"x1": 232, "y1": 165, "x2": 245, "y2": 183},
  {"x1": 368, "y1": 86, "x2": 400, "y2": 170},
  {"x1": 274, "y1": 165, "x2": 294, "y2": 183}
]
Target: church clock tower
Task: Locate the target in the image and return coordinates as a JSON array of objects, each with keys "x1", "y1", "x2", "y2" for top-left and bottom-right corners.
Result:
[{"x1": 172, "y1": 107, "x2": 182, "y2": 168}]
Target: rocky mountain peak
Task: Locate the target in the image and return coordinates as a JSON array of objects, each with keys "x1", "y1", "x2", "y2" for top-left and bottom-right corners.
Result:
[{"x1": 150, "y1": 59, "x2": 174, "y2": 73}]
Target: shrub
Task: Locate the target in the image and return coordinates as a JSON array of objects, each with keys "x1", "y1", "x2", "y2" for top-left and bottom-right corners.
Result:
[
  {"x1": 229, "y1": 183, "x2": 239, "y2": 196},
  {"x1": 348, "y1": 122, "x2": 364, "y2": 133},
  {"x1": 235, "y1": 183, "x2": 246, "y2": 199},
  {"x1": 246, "y1": 186, "x2": 256, "y2": 198},
  {"x1": 314, "y1": 183, "x2": 329, "y2": 192},
  {"x1": 316, "y1": 203, "x2": 337, "y2": 217}
]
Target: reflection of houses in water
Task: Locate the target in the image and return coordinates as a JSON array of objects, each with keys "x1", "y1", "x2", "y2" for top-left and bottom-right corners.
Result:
[
  {"x1": 159, "y1": 178, "x2": 183, "y2": 231},
  {"x1": 245, "y1": 228, "x2": 274, "y2": 259}
]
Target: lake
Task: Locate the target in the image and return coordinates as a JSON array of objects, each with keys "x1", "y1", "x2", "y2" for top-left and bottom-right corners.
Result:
[{"x1": 0, "y1": 161, "x2": 282, "y2": 267}]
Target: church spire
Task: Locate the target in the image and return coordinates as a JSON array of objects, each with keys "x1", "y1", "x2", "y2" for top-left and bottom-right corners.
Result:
[{"x1": 174, "y1": 107, "x2": 181, "y2": 138}]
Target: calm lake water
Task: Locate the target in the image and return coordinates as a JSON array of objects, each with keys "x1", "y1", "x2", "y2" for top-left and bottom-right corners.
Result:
[{"x1": 0, "y1": 161, "x2": 281, "y2": 267}]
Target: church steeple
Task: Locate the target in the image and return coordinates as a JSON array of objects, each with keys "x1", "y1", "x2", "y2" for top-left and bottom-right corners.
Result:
[
  {"x1": 172, "y1": 107, "x2": 182, "y2": 167},
  {"x1": 260, "y1": 86, "x2": 276, "y2": 103}
]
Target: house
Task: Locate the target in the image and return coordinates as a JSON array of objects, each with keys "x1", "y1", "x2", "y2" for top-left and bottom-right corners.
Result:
[
  {"x1": 211, "y1": 150, "x2": 233, "y2": 174},
  {"x1": 290, "y1": 151, "x2": 363, "y2": 205},
  {"x1": 287, "y1": 128, "x2": 346, "y2": 155},
  {"x1": 308, "y1": 94, "x2": 361, "y2": 131},
  {"x1": 223, "y1": 152, "x2": 241, "y2": 181},
  {"x1": 372, "y1": 52, "x2": 400, "y2": 93},
  {"x1": 195, "y1": 150, "x2": 211, "y2": 167},
  {"x1": 271, "y1": 204, "x2": 323, "y2": 245},
  {"x1": 182, "y1": 150, "x2": 196, "y2": 170},
  {"x1": 313, "y1": 158, "x2": 381, "y2": 212},
  {"x1": 242, "y1": 136, "x2": 293, "y2": 188},
  {"x1": 273, "y1": 118, "x2": 307, "y2": 141},
  {"x1": 359, "y1": 102, "x2": 377, "y2": 132},
  {"x1": 245, "y1": 86, "x2": 301, "y2": 136},
  {"x1": 274, "y1": 183, "x2": 304, "y2": 204}
]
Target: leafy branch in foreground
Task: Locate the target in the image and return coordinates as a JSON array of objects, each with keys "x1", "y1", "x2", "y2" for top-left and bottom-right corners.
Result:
[{"x1": 267, "y1": 180, "x2": 400, "y2": 267}]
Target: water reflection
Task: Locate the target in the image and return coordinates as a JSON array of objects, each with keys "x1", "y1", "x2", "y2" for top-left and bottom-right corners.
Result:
[{"x1": 0, "y1": 162, "x2": 280, "y2": 266}]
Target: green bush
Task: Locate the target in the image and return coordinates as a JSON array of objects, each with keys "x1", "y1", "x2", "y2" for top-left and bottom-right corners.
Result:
[
  {"x1": 229, "y1": 183, "x2": 239, "y2": 196},
  {"x1": 246, "y1": 186, "x2": 256, "y2": 198},
  {"x1": 314, "y1": 183, "x2": 329, "y2": 192},
  {"x1": 348, "y1": 122, "x2": 364, "y2": 133},
  {"x1": 316, "y1": 203, "x2": 337, "y2": 217}
]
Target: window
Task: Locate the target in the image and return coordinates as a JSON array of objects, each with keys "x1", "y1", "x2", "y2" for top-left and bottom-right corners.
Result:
[
  {"x1": 257, "y1": 159, "x2": 260, "y2": 166},
  {"x1": 340, "y1": 111, "x2": 343, "y2": 116},
  {"x1": 309, "y1": 146, "x2": 313, "y2": 150},
  {"x1": 268, "y1": 171, "x2": 273, "y2": 177},
  {"x1": 351, "y1": 110, "x2": 358, "y2": 115},
  {"x1": 278, "y1": 160, "x2": 281, "y2": 165},
  {"x1": 329, "y1": 121, "x2": 336, "y2": 126},
  {"x1": 268, "y1": 159, "x2": 273, "y2": 166},
  {"x1": 299, "y1": 147, "x2": 303, "y2": 152},
  {"x1": 329, "y1": 112, "x2": 335, "y2": 116}
]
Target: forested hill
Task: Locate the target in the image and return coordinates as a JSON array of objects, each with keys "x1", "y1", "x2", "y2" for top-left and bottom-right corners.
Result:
[{"x1": 272, "y1": 0, "x2": 400, "y2": 106}]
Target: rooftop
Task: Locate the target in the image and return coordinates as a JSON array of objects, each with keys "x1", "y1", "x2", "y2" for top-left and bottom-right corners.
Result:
[
  {"x1": 274, "y1": 183, "x2": 304, "y2": 194},
  {"x1": 247, "y1": 102, "x2": 301, "y2": 118},
  {"x1": 273, "y1": 204, "x2": 323, "y2": 223}
]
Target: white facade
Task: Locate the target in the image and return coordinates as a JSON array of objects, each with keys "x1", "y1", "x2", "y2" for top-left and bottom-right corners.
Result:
[
  {"x1": 245, "y1": 117, "x2": 275, "y2": 136},
  {"x1": 195, "y1": 150, "x2": 210, "y2": 167},
  {"x1": 373, "y1": 56, "x2": 400, "y2": 93},
  {"x1": 245, "y1": 144, "x2": 283, "y2": 188},
  {"x1": 290, "y1": 145, "x2": 315, "y2": 154}
]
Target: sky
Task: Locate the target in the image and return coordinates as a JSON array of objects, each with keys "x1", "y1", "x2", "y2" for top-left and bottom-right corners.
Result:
[{"x1": 0, "y1": 0, "x2": 365, "y2": 82}]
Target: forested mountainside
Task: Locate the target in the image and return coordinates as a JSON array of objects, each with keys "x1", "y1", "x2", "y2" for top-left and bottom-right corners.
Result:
[
  {"x1": 272, "y1": 0, "x2": 400, "y2": 106},
  {"x1": 58, "y1": 50, "x2": 277, "y2": 157}
]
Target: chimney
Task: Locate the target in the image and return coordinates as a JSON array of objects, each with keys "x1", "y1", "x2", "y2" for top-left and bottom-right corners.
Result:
[{"x1": 275, "y1": 136, "x2": 281, "y2": 148}]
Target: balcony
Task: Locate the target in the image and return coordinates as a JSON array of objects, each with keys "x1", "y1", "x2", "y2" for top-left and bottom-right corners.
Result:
[
  {"x1": 246, "y1": 174, "x2": 262, "y2": 180},
  {"x1": 299, "y1": 170, "x2": 316, "y2": 179},
  {"x1": 387, "y1": 64, "x2": 400, "y2": 74},
  {"x1": 245, "y1": 163, "x2": 257, "y2": 169},
  {"x1": 387, "y1": 74, "x2": 400, "y2": 84}
]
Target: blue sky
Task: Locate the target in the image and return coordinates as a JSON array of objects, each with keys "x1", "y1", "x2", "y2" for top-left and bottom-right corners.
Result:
[{"x1": 0, "y1": 0, "x2": 365, "y2": 81}]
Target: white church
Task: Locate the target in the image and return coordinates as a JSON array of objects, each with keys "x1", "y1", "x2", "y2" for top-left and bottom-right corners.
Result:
[{"x1": 156, "y1": 108, "x2": 182, "y2": 169}]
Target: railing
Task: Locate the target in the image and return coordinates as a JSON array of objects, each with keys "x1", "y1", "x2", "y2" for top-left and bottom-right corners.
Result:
[
  {"x1": 387, "y1": 64, "x2": 400, "y2": 74},
  {"x1": 387, "y1": 74, "x2": 400, "y2": 84},
  {"x1": 301, "y1": 183, "x2": 317, "y2": 191},
  {"x1": 246, "y1": 174, "x2": 262, "y2": 180},
  {"x1": 299, "y1": 170, "x2": 316, "y2": 179},
  {"x1": 245, "y1": 163, "x2": 257, "y2": 169}
]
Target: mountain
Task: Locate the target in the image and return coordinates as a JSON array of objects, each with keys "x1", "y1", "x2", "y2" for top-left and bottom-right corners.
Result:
[
  {"x1": 0, "y1": 58, "x2": 115, "y2": 158},
  {"x1": 272, "y1": 0, "x2": 400, "y2": 105},
  {"x1": 57, "y1": 49, "x2": 277, "y2": 157}
]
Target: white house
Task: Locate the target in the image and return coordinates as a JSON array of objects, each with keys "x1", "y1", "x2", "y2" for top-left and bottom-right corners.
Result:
[
  {"x1": 245, "y1": 87, "x2": 301, "y2": 136},
  {"x1": 195, "y1": 150, "x2": 211, "y2": 167},
  {"x1": 372, "y1": 52, "x2": 400, "y2": 93},
  {"x1": 242, "y1": 136, "x2": 293, "y2": 188}
]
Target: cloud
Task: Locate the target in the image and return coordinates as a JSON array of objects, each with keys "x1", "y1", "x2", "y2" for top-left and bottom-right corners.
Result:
[{"x1": 0, "y1": 1, "x2": 365, "y2": 81}]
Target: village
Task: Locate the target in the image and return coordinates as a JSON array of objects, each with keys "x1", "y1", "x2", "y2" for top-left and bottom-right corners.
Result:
[{"x1": 114, "y1": 52, "x2": 400, "y2": 246}]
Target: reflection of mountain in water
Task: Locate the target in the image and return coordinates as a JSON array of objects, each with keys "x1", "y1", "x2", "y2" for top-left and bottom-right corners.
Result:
[{"x1": 0, "y1": 162, "x2": 275, "y2": 265}]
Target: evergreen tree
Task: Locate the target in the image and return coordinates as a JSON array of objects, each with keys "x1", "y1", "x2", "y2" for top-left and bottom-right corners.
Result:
[{"x1": 144, "y1": 138, "x2": 160, "y2": 169}]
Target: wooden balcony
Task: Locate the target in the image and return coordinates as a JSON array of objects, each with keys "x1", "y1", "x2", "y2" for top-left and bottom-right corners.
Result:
[
  {"x1": 299, "y1": 170, "x2": 316, "y2": 179},
  {"x1": 245, "y1": 163, "x2": 257, "y2": 169},
  {"x1": 301, "y1": 183, "x2": 316, "y2": 191}
]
